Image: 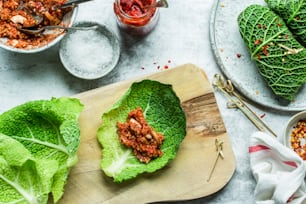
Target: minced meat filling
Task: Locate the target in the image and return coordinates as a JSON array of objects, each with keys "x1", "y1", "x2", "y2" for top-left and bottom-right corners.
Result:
[{"x1": 117, "y1": 107, "x2": 164, "y2": 163}]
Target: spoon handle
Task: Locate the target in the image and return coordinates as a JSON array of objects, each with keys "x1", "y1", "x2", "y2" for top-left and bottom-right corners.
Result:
[
  {"x1": 143, "y1": 0, "x2": 168, "y2": 9},
  {"x1": 59, "y1": 0, "x2": 94, "y2": 8},
  {"x1": 18, "y1": 25, "x2": 98, "y2": 35},
  {"x1": 47, "y1": 25, "x2": 98, "y2": 31}
]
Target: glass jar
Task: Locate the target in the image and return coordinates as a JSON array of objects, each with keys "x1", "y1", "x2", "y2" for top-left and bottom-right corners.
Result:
[{"x1": 113, "y1": 0, "x2": 160, "y2": 35}]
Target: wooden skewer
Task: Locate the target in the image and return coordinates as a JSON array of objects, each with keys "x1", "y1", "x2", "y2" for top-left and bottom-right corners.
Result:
[
  {"x1": 207, "y1": 138, "x2": 224, "y2": 182},
  {"x1": 212, "y1": 74, "x2": 277, "y2": 137}
]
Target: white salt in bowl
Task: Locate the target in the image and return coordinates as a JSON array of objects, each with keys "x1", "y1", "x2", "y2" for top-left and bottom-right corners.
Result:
[{"x1": 59, "y1": 21, "x2": 120, "y2": 80}]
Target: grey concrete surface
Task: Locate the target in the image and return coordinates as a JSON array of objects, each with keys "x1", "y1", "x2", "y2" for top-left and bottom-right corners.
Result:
[{"x1": 0, "y1": 0, "x2": 297, "y2": 203}]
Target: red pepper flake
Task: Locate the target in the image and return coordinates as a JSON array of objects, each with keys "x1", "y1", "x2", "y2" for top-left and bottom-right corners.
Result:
[
  {"x1": 290, "y1": 119, "x2": 306, "y2": 160},
  {"x1": 257, "y1": 54, "x2": 261, "y2": 60},
  {"x1": 260, "y1": 113, "x2": 266, "y2": 118},
  {"x1": 157, "y1": 65, "x2": 160, "y2": 69},
  {"x1": 254, "y1": 39, "x2": 261, "y2": 45},
  {"x1": 236, "y1": 53, "x2": 242, "y2": 58},
  {"x1": 257, "y1": 24, "x2": 266, "y2": 29},
  {"x1": 285, "y1": 34, "x2": 289, "y2": 39},
  {"x1": 277, "y1": 23, "x2": 282, "y2": 27},
  {"x1": 262, "y1": 45, "x2": 269, "y2": 56},
  {"x1": 164, "y1": 65, "x2": 169, "y2": 69}
]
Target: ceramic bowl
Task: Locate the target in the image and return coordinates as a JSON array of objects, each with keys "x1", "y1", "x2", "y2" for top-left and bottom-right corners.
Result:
[
  {"x1": 0, "y1": 7, "x2": 78, "y2": 54},
  {"x1": 283, "y1": 111, "x2": 306, "y2": 159},
  {"x1": 59, "y1": 21, "x2": 120, "y2": 80}
]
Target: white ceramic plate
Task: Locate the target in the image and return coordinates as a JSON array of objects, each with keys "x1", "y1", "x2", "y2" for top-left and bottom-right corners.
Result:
[{"x1": 210, "y1": 0, "x2": 306, "y2": 112}]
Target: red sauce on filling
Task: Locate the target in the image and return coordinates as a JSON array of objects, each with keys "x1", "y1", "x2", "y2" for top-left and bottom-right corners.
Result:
[{"x1": 117, "y1": 107, "x2": 164, "y2": 163}]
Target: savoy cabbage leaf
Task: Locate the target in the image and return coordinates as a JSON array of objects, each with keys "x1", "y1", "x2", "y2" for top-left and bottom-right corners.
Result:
[
  {"x1": 238, "y1": 4, "x2": 306, "y2": 101},
  {"x1": 0, "y1": 133, "x2": 59, "y2": 204},
  {"x1": 0, "y1": 97, "x2": 84, "y2": 202},
  {"x1": 97, "y1": 80, "x2": 186, "y2": 182},
  {"x1": 265, "y1": 0, "x2": 306, "y2": 44}
]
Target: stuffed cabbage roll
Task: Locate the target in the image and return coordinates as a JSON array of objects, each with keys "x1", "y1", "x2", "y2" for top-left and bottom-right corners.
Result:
[
  {"x1": 265, "y1": 0, "x2": 306, "y2": 44},
  {"x1": 238, "y1": 4, "x2": 306, "y2": 101}
]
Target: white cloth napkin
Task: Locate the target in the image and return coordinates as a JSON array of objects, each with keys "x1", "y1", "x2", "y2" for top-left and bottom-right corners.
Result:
[{"x1": 249, "y1": 131, "x2": 306, "y2": 204}]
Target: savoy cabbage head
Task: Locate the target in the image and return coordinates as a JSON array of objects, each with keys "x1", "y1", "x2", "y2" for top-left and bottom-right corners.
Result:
[
  {"x1": 0, "y1": 97, "x2": 84, "y2": 203},
  {"x1": 97, "y1": 80, "x2": 186, "y2": 182},
  {"x1": 238, "y1": 4, "x2": 306, "y2": 101}
]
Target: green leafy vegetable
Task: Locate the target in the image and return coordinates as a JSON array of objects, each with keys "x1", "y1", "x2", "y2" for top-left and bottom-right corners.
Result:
[
  {"x1": 265, "y1": 0, "x2": 306, "y2": 44},
  {"x1": 0, "y1": 133, "x2": 58, "y2": 204},
  {"x1": 238, "y1": 4, "x2": 306, "y2": 101},
  {"x1": 97, "y1": 80, "x2": 186, "y2": 182},
  {"x1": 0, "y1": 97, "x2": 84, "y2": 203}
]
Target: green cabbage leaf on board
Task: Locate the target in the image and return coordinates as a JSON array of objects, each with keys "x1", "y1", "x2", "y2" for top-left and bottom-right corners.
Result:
[
  {"x1": 0, "y1": 133, "x2": 58, "y2": 204},
  {"x1": 97, "y1": 80, "x2": 186, "y2": 182},
  {"x1": 0, "y1": 97, "x2": 84, "y2": 203},
  {"x1": 265, "y1": 0, "x2": 306, "y2": 44},
  {"x1": 238, "y1": 4, "x2": 306, "y2": 101}
]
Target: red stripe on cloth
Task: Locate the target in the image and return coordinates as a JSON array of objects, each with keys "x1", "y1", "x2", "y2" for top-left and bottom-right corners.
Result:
[
  {"x1": 287, "y1": 194, "x2": 294, "y2": 203},
  {"x1": 283, "y1": 161, "x2": 298, "y2": 168},
  {"x1": 249, "y1": 145, "x2": 270, "y2": 153}
]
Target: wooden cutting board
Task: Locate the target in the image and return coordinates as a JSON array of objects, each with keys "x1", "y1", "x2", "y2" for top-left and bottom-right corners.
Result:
[{"x1": 59, "y1": 63, "x2": 236, "y2": 204}]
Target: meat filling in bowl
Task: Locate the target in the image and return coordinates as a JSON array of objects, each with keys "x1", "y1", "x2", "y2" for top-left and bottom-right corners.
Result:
[
  {"x1": 0, "y1": 0, "x2": 73, "y2": 49},
  {"x1": 117, "y1": 107, "x2": 165, "y2": 163}
]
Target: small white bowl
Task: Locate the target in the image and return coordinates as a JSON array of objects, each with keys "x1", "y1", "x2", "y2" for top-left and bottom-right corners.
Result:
[
  {"x1": 283, "y1": 111, "x2": 306, "y2": 159},
  {"x1": 59, "y1": 21, "x2": 120, "y2": 80},
  {"x1": 0, "y1": 8, "x2": 78, "y2": 54}
]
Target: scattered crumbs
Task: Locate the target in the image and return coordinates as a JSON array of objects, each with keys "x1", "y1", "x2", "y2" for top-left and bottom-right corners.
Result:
[
  {"x1": 255, "y1": 90, "x2": 259, "y2": 95},
  {"x1": 153, "y1": 59, "x2": 172, "y2": 70},
  {"x1": 236, "y1": 53, "x2": 242, "y2": 58},
  {"x1": 220, "y1": 48, "x2": 224, "y2": 52},
  {"x1": 220, "y1": 2, "x2": 225, "y2": 7},
  {"x1": 260, "y1": 113, "x2": 266, "y2": 118}
]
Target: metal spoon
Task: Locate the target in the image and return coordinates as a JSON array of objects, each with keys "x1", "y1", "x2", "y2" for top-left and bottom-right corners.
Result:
[
  {"x1": 17, "y1": 25, "x2": 98, "y2": 35},
  {"x1": 17, "y1": 0, "x2": 43, "y2": 28},
  {"x1": 52, "y1": 0, "x2": 94, "y2": 10},
  {"x1": 143, "y1": 0, "x2": 168, "y2": 9},
  {"x1": 19, "y1": 0, "x2": 93, "y2": 29}
]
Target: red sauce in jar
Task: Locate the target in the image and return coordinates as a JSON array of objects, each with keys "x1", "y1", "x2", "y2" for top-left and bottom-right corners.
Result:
[
  {"x1": 119, "y1": 0, "x2": 151, "y2": 18},
  {"x1": 113, "y1": 0, "x2": 159, "y2": 35}
]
